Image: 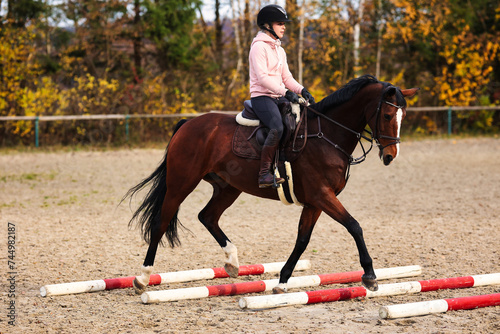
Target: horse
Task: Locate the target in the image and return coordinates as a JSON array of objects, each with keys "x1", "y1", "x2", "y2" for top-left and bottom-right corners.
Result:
[{"x1": 124, "y1": 74, "x2": 419, "y2": 295}]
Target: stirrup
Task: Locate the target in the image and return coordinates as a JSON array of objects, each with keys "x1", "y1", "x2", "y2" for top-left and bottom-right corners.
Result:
[
  {"x1": 258, "y1": 174, "x2": 285, "y2": 188},
  {"x1": 258, "y1": 179, "x2": 285, "y2": 189}
]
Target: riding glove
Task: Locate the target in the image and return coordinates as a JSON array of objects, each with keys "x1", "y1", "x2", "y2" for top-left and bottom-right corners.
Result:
[
  {"x1": 301, "y1": 88, "x2": 315, "y2": 104},
  {"x1": 285, "y1": 90, "x2": 300, "y2": 104}
]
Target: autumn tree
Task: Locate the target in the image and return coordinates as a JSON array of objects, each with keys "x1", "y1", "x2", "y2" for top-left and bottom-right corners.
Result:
[
  {"x1": 303, "y1": 1, "x2": 355, "y2": 96},
  {"x1": 386, "y1": 0, "x2": 499, "y2": 104},
  {"x1": 1, "y1": 0, "x2": 499, "y2": 145},
  {"x1": 58, "y1": 0, "x2": 129, "y2": 79},
  {"x1": 2, "y1": 0, "x2": 46, "y2": 27},
  {"x1": 142, "y1": 0, "x2": 200, "y2": 72}
]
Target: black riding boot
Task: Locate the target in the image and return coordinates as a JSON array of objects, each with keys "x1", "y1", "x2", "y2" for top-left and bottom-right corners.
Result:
[{"x1": 258, "y1": 129, "x2": 284, "y2": 188}]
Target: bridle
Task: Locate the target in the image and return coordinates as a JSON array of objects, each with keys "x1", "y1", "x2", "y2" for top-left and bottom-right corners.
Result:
[
  {"x1": 372, "y1": 100, "x2": 404, "y2": 153},
  {"x1": 294, "y1": 90, "x2": 405, "y2": 166},
  {"x1": 292, "y1": 96, "x2": 404, "y2": 195}
]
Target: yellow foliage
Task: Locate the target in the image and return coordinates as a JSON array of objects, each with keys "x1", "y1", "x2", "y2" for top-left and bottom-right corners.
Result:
[
  {"x1": 308, "y1": 77, "x2": 328, "y2": 104},
  {"x1": 422, "y1": 115, "x2": 438, "y2": 133},
  {"x1": 435, "y1": 25, "x2": 499, "y2": 106},
  {"x1": 20, "y1": 77, "x2": 63, "y2": 116},
  {"x1": 141, "y1": 74, "x2": 167, "y2": 115},
  {"x1": 0, "y1": 25, "x2": 40, "y2": 117},
  {"x1": 386, "y1": 1, "x2": 499, "y2": 109},
  {"x1": 63, "y1": 74, "x2": 120, "y2": 115},
  {"x1": 390, "y1": 70, "x2": 405, "y2": 87},
  {"x1": 138, "y1": 73, "x2": 198, "y2": 115},
  {"x1": 0, "y1": 25, "x2": 41, "y2": 137}
]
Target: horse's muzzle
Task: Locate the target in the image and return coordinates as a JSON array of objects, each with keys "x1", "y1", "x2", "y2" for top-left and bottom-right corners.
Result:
[
  {"x1": 383, "y1": 154, "x2": 394, "y2": 166},
  {"x1": 378, "y1": 143, "x2": 397, "y2": 166}
]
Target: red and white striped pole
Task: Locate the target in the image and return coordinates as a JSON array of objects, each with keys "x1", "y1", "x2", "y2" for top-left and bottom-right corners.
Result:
[
  {"x1": 379, "y1": 293, "x2": 500, "y2": 319},
  {"x1": 141, "y1": 265, "x2": 422, "y2": 303},
  {"x1": 238, "y1": 273, "x2": 500, "y2": 309},
  {"x1": 40, "y1": 260, "x2": 310, "y2": 297}
]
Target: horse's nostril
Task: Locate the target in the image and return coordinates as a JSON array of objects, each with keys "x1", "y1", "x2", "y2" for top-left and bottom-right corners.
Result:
[{"x1": 384, "y1": 155, "x2": 393, "y2": 165}]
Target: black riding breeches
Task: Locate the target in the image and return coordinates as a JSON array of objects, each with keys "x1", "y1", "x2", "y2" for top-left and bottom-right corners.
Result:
[{"x1": 250, "y1": 96, "x2": 286, "y2": 140}]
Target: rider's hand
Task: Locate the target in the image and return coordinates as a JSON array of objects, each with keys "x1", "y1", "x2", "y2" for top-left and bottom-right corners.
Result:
[
  {"x1": 285, "y1": 90, "x2": 300, "y2": 104},
  {"x1": 301, "y1": 88, "x2": 315, "y2": 104}
]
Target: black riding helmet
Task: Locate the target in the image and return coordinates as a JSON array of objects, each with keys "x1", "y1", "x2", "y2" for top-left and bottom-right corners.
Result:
[{"x1": 257, "y1": 5, "x2": 291, "y2": 40}]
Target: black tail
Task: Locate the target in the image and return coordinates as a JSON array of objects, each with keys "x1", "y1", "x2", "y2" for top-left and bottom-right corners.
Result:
[{"x1": 121, "y1": 119, "x2": 188, "y2": 247}]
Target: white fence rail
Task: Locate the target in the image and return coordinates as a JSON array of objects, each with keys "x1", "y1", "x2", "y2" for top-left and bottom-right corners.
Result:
[{"x1": 0, "y1": 107, "x2": 499, "y2": 147}]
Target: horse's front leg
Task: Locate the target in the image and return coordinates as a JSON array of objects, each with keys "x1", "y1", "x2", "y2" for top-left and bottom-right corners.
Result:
[
  {"x1": 319, "y1": 194, "x2": 378, "y2": 291},
  {"x1": 273, "y1": 206, "x2": 322, "y2": 294}
]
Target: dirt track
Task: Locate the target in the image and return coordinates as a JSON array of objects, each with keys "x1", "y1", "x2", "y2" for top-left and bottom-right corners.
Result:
[{"x1": 1, "y1": 137, "x2": 499, "y2": 333}]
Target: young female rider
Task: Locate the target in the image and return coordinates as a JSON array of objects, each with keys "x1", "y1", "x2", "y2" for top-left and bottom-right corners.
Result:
[{"x1": 249, "y1": 4, "x2": 315, "y2": 188}]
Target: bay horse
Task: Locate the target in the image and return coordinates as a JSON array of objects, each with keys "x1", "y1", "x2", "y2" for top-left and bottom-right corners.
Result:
[{"x1": 124, "y1": 75, "x2": 419, "y2": 295}]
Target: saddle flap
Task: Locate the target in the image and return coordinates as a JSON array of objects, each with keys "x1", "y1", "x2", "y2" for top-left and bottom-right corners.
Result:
[{"x1": 232, "y1": 125, "x2": 262, "y2": 159}]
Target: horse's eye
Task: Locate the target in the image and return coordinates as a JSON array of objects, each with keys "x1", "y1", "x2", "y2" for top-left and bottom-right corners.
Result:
[{"x1": 384, "y1": 114, "x2": 392, "y2": 121}]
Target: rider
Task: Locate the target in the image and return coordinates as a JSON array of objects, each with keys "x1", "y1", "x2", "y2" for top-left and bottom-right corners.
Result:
[{"x1": 250, "y1": 4, "x2": 315, "y2": 188}]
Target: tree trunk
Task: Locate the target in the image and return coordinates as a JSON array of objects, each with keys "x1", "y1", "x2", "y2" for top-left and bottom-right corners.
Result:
[
  {"x1": 133, "y1": 0, "x2": 142, "y2": 81},
  {"x1": 196, "y1": 2, "x2": 218, "y2": 67},
  {"x1": 227, "y1": 0, "x2": 244, "y2": 97},
  {"x1": 376, "y1": 22, "x2": 383, "y2": 79},
  {"x1": 286, "y1": 0, "x2": 299, "y2": 77},
  {"x1": 375, "y1": 0, "x2": 383, "y2": 79},
  {"x1": 242, "y1": 0, "x2": 251, "y2": 79},
  {"x1": 298, "y1": 1, "x2": 305, "y2": 83},
  {"x1": 215, "y1": 0, "x2": 223, "y2": 68},
  {"x1": 7, "y1": 0, "x2": 13, "y2": 20},
  {"x1": 353, "y1": 0, "x2": 365, "y2": 76}
]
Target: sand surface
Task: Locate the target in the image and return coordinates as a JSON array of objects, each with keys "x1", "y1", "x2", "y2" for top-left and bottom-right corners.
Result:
[{"x1": 1, "y1": 137, "x2": 499, "y2": 333}]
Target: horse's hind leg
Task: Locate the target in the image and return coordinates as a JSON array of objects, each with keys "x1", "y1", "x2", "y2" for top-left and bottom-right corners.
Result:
[
  {"x1": 199, "y1": 173, "x2": 242, "y2": 277},
  {"x1": 133, "y1": 196, "x2": 183, "y2": 294},
  {"x1": 132, "y1": 173, "x2": 202, "y2": 294}
]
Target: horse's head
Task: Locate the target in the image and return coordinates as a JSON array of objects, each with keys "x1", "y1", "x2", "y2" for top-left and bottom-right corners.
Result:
[{"x1": 369, "y1": 85, "x2": 419, "y2": 166}]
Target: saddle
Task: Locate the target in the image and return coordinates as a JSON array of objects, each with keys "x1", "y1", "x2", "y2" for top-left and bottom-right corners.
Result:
[{"x1": 232, "y1": 100, "x2": 306, "y2": 162}]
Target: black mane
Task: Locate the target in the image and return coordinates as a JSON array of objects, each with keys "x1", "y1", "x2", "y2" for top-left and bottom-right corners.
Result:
[{"x1": 310, "y1": 75, "x2": 381, "y2": 114}]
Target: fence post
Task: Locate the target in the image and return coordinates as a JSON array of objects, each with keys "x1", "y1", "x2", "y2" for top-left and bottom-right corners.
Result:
[
  {"x1": 447, "y1": 107, "x2": 452, "y2": 136},
  {"x1": 35, "y1": 116, "x2": 40, "y2": 147},
  {"x1": 125, "y1": 115, "x2": 130, "y2": 142}
]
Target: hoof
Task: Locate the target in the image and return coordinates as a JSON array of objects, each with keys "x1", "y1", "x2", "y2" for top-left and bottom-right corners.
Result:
[
  {"x1": 224, "y1": 263, "x2": 239, "y2": 278},
  {"x1": 362, "y1": 275, "x2": 379, "y2": 291},
  {"x1": 133, "y1": 277, "x2": 147, "y2": 295},
  {"x1": 272, "y1": 286, "x2": 286, "y2": 294}
]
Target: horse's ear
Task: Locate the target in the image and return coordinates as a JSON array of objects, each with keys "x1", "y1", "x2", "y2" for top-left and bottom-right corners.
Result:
[
  {"x1": 384, "y1": 86, "x2": 397, "y2": 97},
  {"x1": 401, "y1": 88, "x2": 420, "y2": 98}
]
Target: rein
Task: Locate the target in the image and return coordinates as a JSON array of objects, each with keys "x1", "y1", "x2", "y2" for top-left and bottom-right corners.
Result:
[{"x1": 294, "y1": 104, "x2": 374, "y2": 165}]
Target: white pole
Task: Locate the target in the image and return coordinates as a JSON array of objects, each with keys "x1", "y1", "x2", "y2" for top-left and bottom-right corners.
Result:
[
  {"x1": 40, "y1": 259, "x2": 311, "y2": 297},
  {"x1": 141, "y1": 265, "x2": 422, "y2": 304},
  {"x1": 380, "y1": 293, "x2": 500, "y2": 319},
  {"x1": 239, "y1": 273, "x2": 500, "y2": 310}
]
